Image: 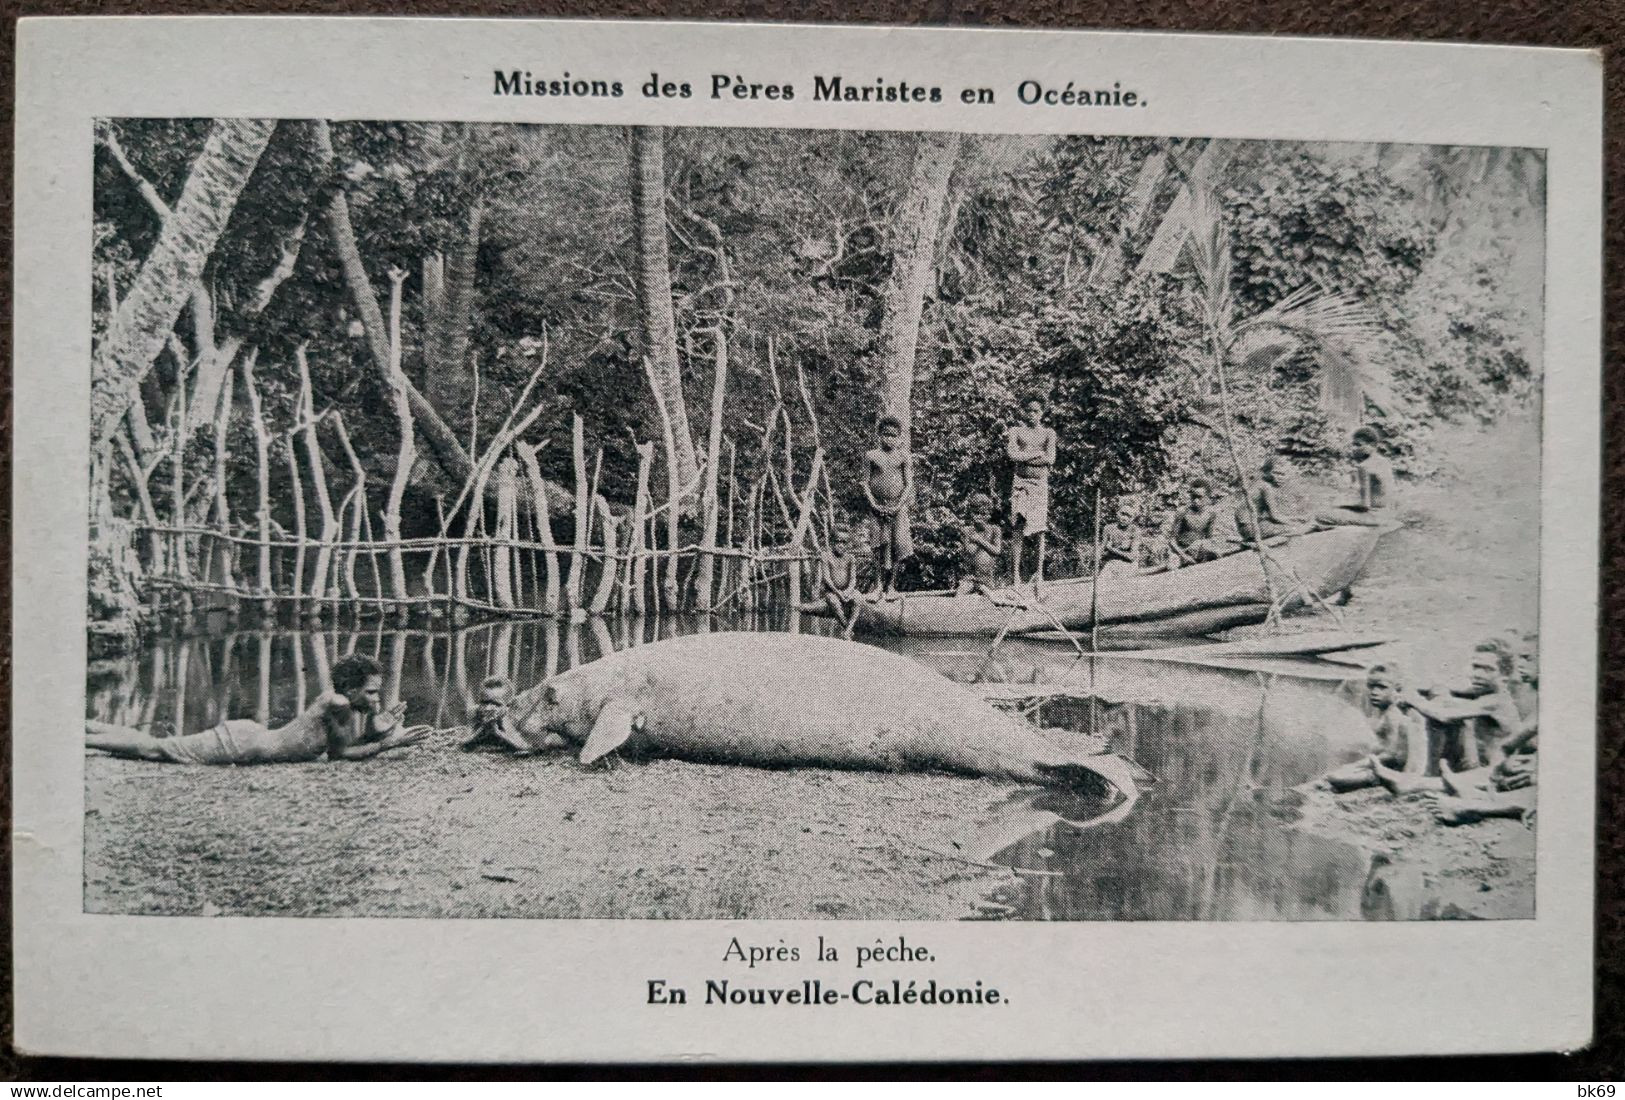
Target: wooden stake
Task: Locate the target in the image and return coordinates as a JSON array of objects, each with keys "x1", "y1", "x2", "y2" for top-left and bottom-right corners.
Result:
[
  {"x1": 566, "y1": 414, "x2": 589, "y2": 611},
  {"x1": 695, "y1": 327, "x2": 729, "y2": 613},
  {"x1": 628, "y1": 441, "x2": 654, "y2": 616},
  {"x1": 515, "y1": 442, "x2": 561, "y2": 615},
  {"x1": 295, "y1": 345, "x2": 337, "y2": 610},
  {"x1": 589, "y1": 495, "x2": 619, "y2": 615},
  {"x1": 239, "y1": 350, "x2": 272, "y2": 600},
  {"x1": 382, "y1": 267, "x2": 417, "y2": 608}
]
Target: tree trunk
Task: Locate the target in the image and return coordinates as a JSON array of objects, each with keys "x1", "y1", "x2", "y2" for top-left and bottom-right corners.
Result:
[
  {"x1": 566, "y1": 414, "x2": 590, "y2": 611},
  {"x1": 91, "y1": 119, "x2": 276, "y2": 448},
  {"x1": 629, "y1": 126, "x2": 699, "y2": 492},
  {"x1": 1136, "y1": 141, "x2": 1233, "y2": 280},
  {"x1": 877, "y1": 131, "x2": 961, "y2": 444},
  {"x1": 423, "y1": 195, "x2": 485, "y2": 424},
  {"x1": 310, "y1": 119, "x2": 476, "y2": 487},
  {"x1": 208, "y1": 370, "x2": 237, "y2": 592},
  {"x1": 295, "y1": 347, "x2": 338, "y2": 606},
  {"x1": 1086, "y1": 149, "x2": 1170, "y2": 289},
  {"x1": 589, "y1": 496, "x2": 619, "y2": 616},
  {"x1": 628, "y1": 441, "x2": 654, "y2": 616},
  {"x1": 516, "y1": 442, "x2": 561, "y2": 616},
  {"x1": 493, "y1": 455, "x2": 519, "y2": 610}
]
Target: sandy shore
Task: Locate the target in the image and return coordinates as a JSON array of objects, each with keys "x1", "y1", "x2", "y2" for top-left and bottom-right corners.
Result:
[
  {"x1": 85, "y1": 746, "x2": 1013, "y2": 920},
  {"x1": 1252, "y1": 414, "x2": 1541, "y2": 917}
]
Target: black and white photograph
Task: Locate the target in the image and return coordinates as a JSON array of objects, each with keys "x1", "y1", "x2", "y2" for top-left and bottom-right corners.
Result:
[
  {"x1": 82, "y1": 117, "x2": 1546, "y2": 922},
  {"x1": 14, "y1": 16, "x2": 1601, "y2": 1063}
]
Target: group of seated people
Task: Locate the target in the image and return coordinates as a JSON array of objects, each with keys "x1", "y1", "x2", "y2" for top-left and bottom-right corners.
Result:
[
  {"x1": 1325, "y1": 631, "x2": 1539, "y2": 827},
  {"x1": 1086, "y1": 426, "x2": 1396, "y2": 581}
]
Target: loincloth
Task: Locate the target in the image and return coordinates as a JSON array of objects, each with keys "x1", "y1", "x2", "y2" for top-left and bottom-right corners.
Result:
[
  {"x1": 1010, "y1": 473, "x2": 1050, "y2": 534},
  {"x1": 867, "y1": 505, "x2": 913, "y2": 562},
  {"x1": 155, "y1": 718, "x2": 321, "y2": 765}
]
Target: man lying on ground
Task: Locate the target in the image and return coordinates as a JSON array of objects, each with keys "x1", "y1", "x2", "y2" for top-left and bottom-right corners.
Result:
[{"x1": 86, "y1": 653, "x2": 429, "y2": 764}]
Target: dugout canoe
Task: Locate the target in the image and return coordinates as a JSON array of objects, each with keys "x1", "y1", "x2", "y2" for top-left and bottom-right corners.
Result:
[{"x1": 837, "y1": 524, "x2": 1388, "y2": 638}]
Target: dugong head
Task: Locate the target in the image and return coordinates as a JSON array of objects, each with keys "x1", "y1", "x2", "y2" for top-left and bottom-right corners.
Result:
[
  {"x1": 511, "y1": 677, "x2": 593, "y2": 749},
  {"x1": 511, "y1": 674, "x2": 647, "y2": 763}
]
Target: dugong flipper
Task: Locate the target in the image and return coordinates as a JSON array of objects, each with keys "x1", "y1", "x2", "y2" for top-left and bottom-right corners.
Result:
[{"x1": 508, "y1": 632, "x2": 1143, "y2": 814}]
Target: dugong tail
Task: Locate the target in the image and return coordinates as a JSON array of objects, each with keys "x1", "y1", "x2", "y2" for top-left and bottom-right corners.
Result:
[{"x1": 945, "y1": 750, "x2": 1151, "y2": 865}]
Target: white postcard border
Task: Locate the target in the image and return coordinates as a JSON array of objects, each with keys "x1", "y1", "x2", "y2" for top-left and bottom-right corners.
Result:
[{"x1": 13, "y1": 16, "x2": 1602, "y2": 1061}]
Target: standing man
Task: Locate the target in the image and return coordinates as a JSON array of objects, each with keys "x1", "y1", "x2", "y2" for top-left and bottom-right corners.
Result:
[{"x1": 1006, "y1": 396, "x2": 1057, "y2": 587}]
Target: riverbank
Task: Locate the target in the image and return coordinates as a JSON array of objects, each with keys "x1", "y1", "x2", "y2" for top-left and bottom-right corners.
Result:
[
  {"x1": 84, "y1": 745, "x2": 1011, "y2": 919},
  {"x1": 1262, "y1": 413, "x2": 1541, "y2": 917}
]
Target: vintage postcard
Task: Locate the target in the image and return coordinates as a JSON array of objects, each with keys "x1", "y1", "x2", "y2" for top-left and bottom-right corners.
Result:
[{"x1": 13, "y1": 17, "x2": 1601, "y2": 1062}]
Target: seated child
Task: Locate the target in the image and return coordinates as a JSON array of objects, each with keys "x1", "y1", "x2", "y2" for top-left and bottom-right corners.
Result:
[
  {"x1": 461, "y1": 674, "x2": 528, "y2": 752},
  {"x1": 1099, "y1": 501, "x2": 1144, "y2": 579},
  {"x1": 809, "y1": 524, "x2": 864, "y2": 638},
  {"x1": 956, "y1": 493, "x2": 1003, "y2": 594},
  {"x1": 1326, "y1": 663, "x2": 1420, "y2": 792},
  {"x1": 1369, "y1": 640, "x2": 1523, "y2": 795}
]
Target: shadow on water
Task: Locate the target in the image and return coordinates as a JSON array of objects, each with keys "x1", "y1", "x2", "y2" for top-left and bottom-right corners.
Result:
[{"x1": 87, "y1": 619, "x2": 1441, "y2": 921}]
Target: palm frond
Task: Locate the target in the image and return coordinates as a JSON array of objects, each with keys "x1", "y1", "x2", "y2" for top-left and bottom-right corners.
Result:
[
  {"x1": 1240, "y1": 285, "x2": 1383, "y2": 350},
  {"x1": 1179, "y1": 187, "x2": 1233, "y2": 327},
  {"x1": 1229, "y1": 285, "x2": 1401, "y2": 427}
]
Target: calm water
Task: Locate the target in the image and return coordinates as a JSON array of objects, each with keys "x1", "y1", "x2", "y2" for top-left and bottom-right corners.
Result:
[{"x1": 86, "y1": 615, "x2": 1443, "y2": 921}]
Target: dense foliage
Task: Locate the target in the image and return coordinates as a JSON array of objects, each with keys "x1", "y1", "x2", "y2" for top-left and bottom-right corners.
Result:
[{"x1": 91, "y1": 121, "x2": 1544, "y2": 599}]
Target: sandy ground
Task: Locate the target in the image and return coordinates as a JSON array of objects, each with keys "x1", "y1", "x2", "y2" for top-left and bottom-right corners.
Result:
[
  {"x1": 84, "y1": 747, "x2": 1012, "y2": 919},
  {"x1": 1250, "y1": 413, "x2": 1542, "y2": 918}
]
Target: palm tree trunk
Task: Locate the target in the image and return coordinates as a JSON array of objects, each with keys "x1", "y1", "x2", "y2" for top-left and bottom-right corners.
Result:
[
  {"x1": 629, "y1": 126, "x2": 700, "y2": 491},
  {"x1": 91, "y1": 118, "x2": 277, "y2": 448}
]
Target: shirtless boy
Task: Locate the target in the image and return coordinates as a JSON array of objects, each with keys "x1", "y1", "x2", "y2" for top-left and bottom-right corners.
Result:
[
  {"x1": 86, "y1": 653, "x2": 429, "y2": 764},
  {"x1": 1099, "y1": 501, "x2": 1144, "y2": 578},
  {"x1": 863, "y1": 416, "x2": 914, "y2": 597},
  {"x1": 1316, "y1": 427, "x2": 1395, "y2": 527},
  {"x1": 810, "y1": 523, "x2": 864, "y2": 637},
  {"x1": 1325, "y1": 664, "x2": 1420, "y2": 792},
  {"x1": 956, "y1": 493, "x2": 1003, "y2": 594},
  {"x1": 1370, "y1": 641, "x2": 1523, "y2": 794},
  {"x1": 1237, "y1": 456, "x2": 1309, "y2": 544},
  {"x1": 1006, "y1": 397, "x2": 1057, "y2": 586},
  {"x1": 1167, "y1": 479, "x2": 1224, "y2": 566}
]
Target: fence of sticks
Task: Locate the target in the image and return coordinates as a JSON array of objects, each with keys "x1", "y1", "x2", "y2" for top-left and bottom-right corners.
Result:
[{"x1": 118, "y1": 329, "x2": 840, "y2": 627}]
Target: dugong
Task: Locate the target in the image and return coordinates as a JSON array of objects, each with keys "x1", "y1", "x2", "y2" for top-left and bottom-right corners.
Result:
[{"x1": 506, "y1": 632, "x2": 1143, "y2": 809}]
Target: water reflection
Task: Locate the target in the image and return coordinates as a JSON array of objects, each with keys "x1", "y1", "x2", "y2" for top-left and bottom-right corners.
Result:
[
  {"x1": 86, "y1": 618, "x2": 1443, "y2": 921},
  {"x1": 85, "y1": 612, "x2": 838, "y2": 739}
]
